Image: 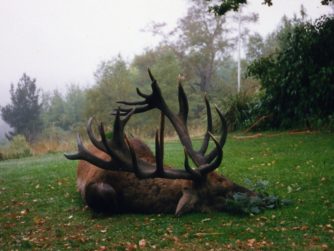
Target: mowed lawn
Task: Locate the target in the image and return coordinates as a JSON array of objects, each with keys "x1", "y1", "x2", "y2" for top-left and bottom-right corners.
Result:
[{"x1": 0, "y1": 132, "x2": 333, "y2": 250}]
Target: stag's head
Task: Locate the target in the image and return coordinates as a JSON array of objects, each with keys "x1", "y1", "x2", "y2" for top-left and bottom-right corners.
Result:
[{"x1": 65, "y1": 69, "x2": 254, "y2": 216}]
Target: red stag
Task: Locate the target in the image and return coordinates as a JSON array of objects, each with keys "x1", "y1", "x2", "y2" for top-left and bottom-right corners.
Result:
[{"x1": 65, "y1": 69, "x2": 255, "y2": 216}]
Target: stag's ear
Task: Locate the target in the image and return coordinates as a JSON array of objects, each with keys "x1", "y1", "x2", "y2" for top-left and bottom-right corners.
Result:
[{"x1": 175, "y1": 187, "x2": 198, "y2": 216}]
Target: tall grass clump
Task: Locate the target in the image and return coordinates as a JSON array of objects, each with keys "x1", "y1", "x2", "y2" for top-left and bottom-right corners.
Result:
[
  {"x1": 0, "y1": 135, "x2": 32, "y2": 160},
  {"x1": 31, "y1": 126, "x2": 76, "y2": 155},
  {"x1": 212, "y1": 93, "x2": 261, "y2": 132}
]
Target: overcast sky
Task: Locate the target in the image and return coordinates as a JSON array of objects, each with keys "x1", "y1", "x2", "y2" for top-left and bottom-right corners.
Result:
[{"x1": 0, "y1": 0, "x2": 332, "y2": 106}]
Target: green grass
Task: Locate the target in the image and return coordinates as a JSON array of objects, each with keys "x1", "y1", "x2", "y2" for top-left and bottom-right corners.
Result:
[{"x1": 0, "y1": 132, "x2": 333, "y2": 250}]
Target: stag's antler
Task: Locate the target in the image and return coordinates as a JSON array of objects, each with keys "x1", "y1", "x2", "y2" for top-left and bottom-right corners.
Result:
[{"x1": 65, "y1": 69, "x2": 227, "y2": 182}]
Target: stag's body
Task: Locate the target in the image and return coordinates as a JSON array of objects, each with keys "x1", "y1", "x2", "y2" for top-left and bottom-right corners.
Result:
[
  {"x1": 77, "y1": 141, "x2": 251, "y2": 215},
  {"x1": 77, "y1": 141, "x2": 189, "y2": 214},
  {"x1": 66, "y1": 69, "x2": 255, "y2": 216}
]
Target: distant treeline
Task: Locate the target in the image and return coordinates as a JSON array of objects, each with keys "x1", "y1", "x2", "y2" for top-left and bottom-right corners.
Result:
[{"x1": 1, "y1": 1, "x2": 333, "y2": 147}]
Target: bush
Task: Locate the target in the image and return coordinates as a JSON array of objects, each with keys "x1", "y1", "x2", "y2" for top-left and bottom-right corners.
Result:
[
  {"x1": 0, "y1": 135, "x2": 32, "y2": 160},
  {"x1": 213, "y1": 93, "x2": 259, "y2": 132},
  {"x1": 248, "y1": 16, "x2": 334, "y2": 129},
  {"x1": 31, "y1": 126, "x2": 76, "y2": 154}
]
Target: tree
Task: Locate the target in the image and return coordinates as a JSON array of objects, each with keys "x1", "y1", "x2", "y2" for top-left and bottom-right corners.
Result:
[
  {"x1": 132, "y1": 46, "x2": 183, "y2": 111},
  {"x1": 130, "y1": 46, "x2": 187, "y2": 134},
  {"x1": 1, "y1": 74, "x2": 43, "y2": 142},
  {"x1": 246, "y1": 13, "x2": 306, "y2": 63},
  {"x1": 246, "y1": 33, "x2": 265, "y2": 62},
  {"x1": 247, "y1": 15, "x2": 334, "y2": 128},
  {"x1": 171, "y1": 0, "x2": 230, "y2": 93},
  {"x1": 85, "y1": 55, "x2": 133, "y2": 123},
  {"x1": 42, "y1": 90, "x2": 65, "y2": 129},
  {"x1": 147, "y1": 0, "x2": 232, "y2": 95},
  {"x1": 149, "y1": 0, "x2": 257, "y2": 97},
  {"x1": 207, "y1": 0, "x2": 333, "y2": 16},
  {"x1": 42, "y1": 85, "x2": 87, "y2": 131},
  {"x1": 63, "y1": 84, "x2": 87, "y2": 130}
]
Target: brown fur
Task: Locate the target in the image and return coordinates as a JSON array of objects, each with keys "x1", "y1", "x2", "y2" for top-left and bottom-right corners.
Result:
[{"x1": 76, "y1": 138, "x2": 254, "y2": 215}]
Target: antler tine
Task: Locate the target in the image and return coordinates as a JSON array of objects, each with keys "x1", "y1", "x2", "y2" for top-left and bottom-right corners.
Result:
[
  {"x1": 98, "y1": 122, "x2": 116, "y2": 158},
  {"x1": 198, "y1": 95, "x2": 213, "y2": 155},
  {"x1": 125, "y1": 112, "x2": 166, "y2": 179},
  {"x1": 121, "y1": 107, "x2": 136, "y2": 125},
  {"x1": 136, "y1": 87, "x2": 151, "y2": 99},
  {"x1": 64, "y1": 133, "x2": 84, "y2": 160},
  {"x1": 117, "y1": 100, "x2": 147, "y2": 106},
  {"x1": 205, "y1": 106, "x2": 227, "y2": 163},
  {"x1": 125, "y1": 136, "x2": 159, "y2": 179},
  {"x1": 155, "y1": 130, "x2": 164, "y2": 176},
  {"x1": 114, "y1": 70, "x2": 164, "y2": 117},
  {"x1": 125, "y1": 137, "x2": 144, "y2": 178},
  {"x1": 64, "y1": 133, "x2": 113, "y2": 170},
  {"x1": 183, "y1": 132, "x2": 222, "y2": 180},
  {"x1": 124, "y1": 113, "x2": 200, "y2": 181},
  {"x1": 112, "y1": 109, "x2": 125, "y2": 148},
  {"x1": 70, "y1": 108, "x2": 138, "y2": 170},
  {"x1": 199, "y1": 132, "x2": 223, "y2": 175},
  {"x1": 111, "y1": 108, "x2": 135, "y2": 149},
  {"x1": 155, "y1": 113, "x2": 165, "y2": 175},
  {"x1": 184, "y1": 149, "x2": 202, "y2": 180},
  {"x1": 148, "y1": 68, "x2": 156, "y2": 82},
  {"x1": 178, "y1": 82, "x2": 189, "y2": 124},
  {"x1": 112, "y1": 106, "x2": 151, "y2": 116},
  {"x1": 86, "y1": 117, "x2": 108, "y2": 153}
]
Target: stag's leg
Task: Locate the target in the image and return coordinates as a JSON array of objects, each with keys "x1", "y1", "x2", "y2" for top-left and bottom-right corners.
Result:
[{"x1": 85, "y1": 182, "x2": 119, "y2": 214}]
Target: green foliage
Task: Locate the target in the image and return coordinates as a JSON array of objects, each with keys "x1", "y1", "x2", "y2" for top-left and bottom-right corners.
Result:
[
  {"x1": 42, "y1": 85, "x2": 87, "y2": 131},
  {"x1": 40, "y1": 126, "x2": 69, "y2": 142},
  {"x1": 208, "y1": 0, "x2": 247, "y2": 16},
  {"x1": 207, "y1": 0, "x2": 331, "y2": 16},
  {"x1": 132, "y1": 46, "x2": 182, "y2": 112},
  {"x1": 0, "y1": 135, "x2": 32, "y2": 160},
  {"x1": 85, "y1": 55, "x2": 133, "y2": 124},
  {"x1": 130, "y1": 47, "x2": 186, "y2": 135},
  {"x1": 225, "y1": 192, "x2": 263, "y2": 214},
  {"x1": 215, "y1": 92, "x2": 258, "y2": 131},
  {"x1": 225, "y1": 179, "x2": 292, "y2": 215},
  {"x1": 225, "y1": 94, "x2": 252, "y2": 131},
  {"x1": 149, "y1": 0, "x2": 235, "y2": 95},
  {"x1": 173, "y1": 0, "x2": 230, "y2": 94},
  {"x1": 42, "y1": 90, "x2": 64, "y2": 128},
  {"x1": 248, "y1": 15, "x2": 334, "y2": 129},
  {"x1": 63, "y1": 85, "x2": 87, "y2": 129},
  {"x1": 1, "y1": 74, "x2": 43, "y2": 142}
]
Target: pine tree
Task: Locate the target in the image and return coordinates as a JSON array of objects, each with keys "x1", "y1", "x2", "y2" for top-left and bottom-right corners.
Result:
[{"x1": 1, "y1": 73, "x2": 43, "y2": 142}]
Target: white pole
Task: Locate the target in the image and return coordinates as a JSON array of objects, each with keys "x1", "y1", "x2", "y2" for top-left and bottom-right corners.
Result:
[{"x1": 237, "y1": 8, "x2": 241, "y2": 93}]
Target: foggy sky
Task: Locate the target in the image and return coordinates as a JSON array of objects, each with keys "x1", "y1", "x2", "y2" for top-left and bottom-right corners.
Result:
[{"x1": 0, "y1": 0, "x2": 332, "y2": 107}]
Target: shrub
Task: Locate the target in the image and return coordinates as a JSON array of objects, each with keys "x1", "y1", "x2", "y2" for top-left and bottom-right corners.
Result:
[
  {"x1": 213, "y1": 93, "x2": 259, "y2": 132},
  {"x1": 31, "y1": 126, "x2": 75, "y2": 154},
  {"x1": 248, "y1": 16, "x2": 334, "y2": 129},
  {"x1": 0, "y1": 135, "x2": 32, "y2": 160}
]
